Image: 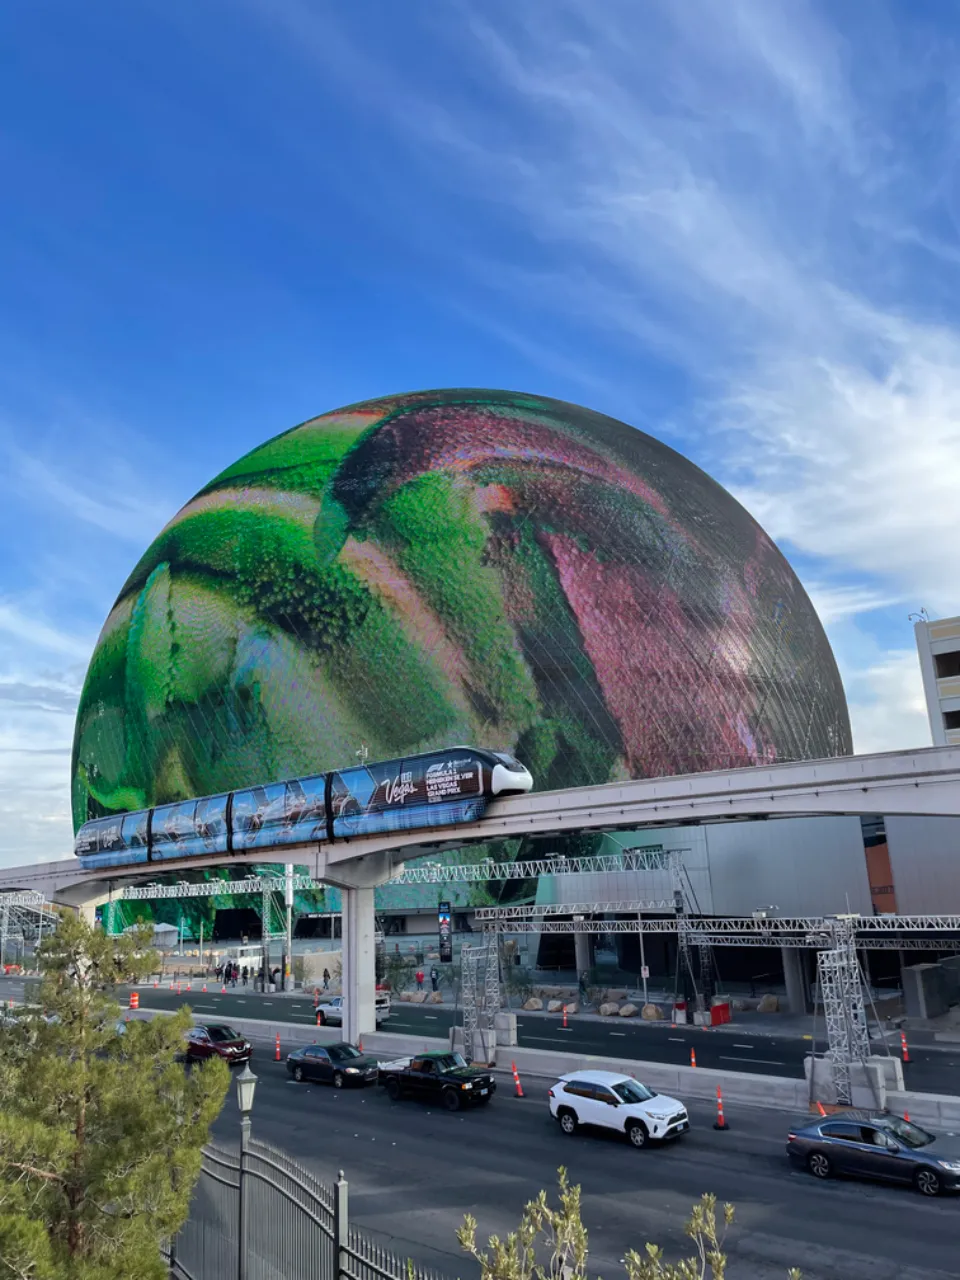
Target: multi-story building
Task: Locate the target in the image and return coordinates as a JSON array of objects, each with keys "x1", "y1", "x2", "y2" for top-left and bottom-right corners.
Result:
[{"x1": 916, "y1": 615, "x2": 960, "y2": 746}]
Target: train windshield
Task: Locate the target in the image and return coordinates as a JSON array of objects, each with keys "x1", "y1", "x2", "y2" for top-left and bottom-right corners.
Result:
[{"x1": 492, "y1": 752, "x2": 528, "y2": 772}]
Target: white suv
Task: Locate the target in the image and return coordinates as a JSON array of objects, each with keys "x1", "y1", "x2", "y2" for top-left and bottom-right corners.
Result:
[{"x1": 548, "y1": 1070, "x2": 689, "y2": 1149}]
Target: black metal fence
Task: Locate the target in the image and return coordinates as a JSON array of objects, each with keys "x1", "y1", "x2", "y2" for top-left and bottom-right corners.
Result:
[{"x1": 165, "y1": 1138, "x2": 448, "y2": 1280}]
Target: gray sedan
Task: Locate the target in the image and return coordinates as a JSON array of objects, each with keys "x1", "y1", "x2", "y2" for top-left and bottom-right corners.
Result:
[{"x1": 787, "y1": 1114, "x2": 960, "y2": 1196}]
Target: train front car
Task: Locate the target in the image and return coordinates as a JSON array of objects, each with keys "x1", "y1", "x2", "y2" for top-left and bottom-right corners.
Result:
[
  {"x1": 75, "y1": 810, "x2": 150, "y2": 871},
  {"x1": 487, "y1": 751, "x2": 534, "y2": 797},
  {"x1": 328, "y1": 746, "x2": 533, "y2": 840}
]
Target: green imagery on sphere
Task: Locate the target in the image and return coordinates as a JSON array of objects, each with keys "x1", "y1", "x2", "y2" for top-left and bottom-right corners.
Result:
[{"x1": 73, "y1": 388, "x2": 851, "y2": 845}]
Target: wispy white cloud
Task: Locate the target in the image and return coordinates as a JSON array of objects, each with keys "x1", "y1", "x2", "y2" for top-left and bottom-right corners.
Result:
[
  {"x1": 0, "y1": 601, "x2": 93, "y2": 661},
  {"x1": 257, "y1": 0, "x2": 959, "y2": 750}
]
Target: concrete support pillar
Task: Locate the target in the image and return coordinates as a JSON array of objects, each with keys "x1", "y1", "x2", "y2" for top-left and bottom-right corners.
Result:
[
  {"x1": 341, "y1": 886, "x2": 376, "y2": 1044},
  {"x1": 781, "y1": 945, "x2": 808, "y2": 1015},
  {"x1": 322, "y1": 851, "x2": 400, "y2": 1047},
  {"x1": 574, "y1": 930, "x2": 594, "y2": 978}
]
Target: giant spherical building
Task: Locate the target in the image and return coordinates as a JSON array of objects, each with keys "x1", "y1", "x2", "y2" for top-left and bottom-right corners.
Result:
[{"x1": 72, "y1": 389, "x2": 851, "y2": 828}]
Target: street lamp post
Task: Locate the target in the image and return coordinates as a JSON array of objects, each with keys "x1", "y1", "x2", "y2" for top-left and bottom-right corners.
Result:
[{"x1": 235, "y1": 1063, "x2": 257, "y2": 1280}]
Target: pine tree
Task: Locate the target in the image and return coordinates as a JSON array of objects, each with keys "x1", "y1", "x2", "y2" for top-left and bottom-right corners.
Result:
[{"x1": 0, "y1": 913, "x2": 229, "y2": 1280}]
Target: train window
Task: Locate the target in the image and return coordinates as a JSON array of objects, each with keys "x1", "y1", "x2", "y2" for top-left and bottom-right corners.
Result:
[
  {"x1": 492, "y1": 752, "x2": 527, "y2": 772},
  {"x1": 121, "y1": 810, "x2": 150, "y2": 850},
  {"x1": 152, "y1": 801, "x2": 198, "y2": 847}
]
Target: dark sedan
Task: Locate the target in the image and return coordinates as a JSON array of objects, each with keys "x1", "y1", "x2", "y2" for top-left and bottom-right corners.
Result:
[
  {"x1": 287, "y1": 1041, "x2": 380, "y2": 1088},
  {"x1": 182, "y1": 1024, "x2": 252, "y2": 1066},
  {"x1": 787, "y1": 1114, "x2": 960, "y2": 1196}
]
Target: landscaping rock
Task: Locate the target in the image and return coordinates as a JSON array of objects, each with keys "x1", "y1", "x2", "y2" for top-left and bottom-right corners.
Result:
[
  {"x1": 428, "y1": 991, "x2": 443, "y2": 1004},
  {"x1": 619, "y1": 1003, "x2": 639, "y2": 1017},
  {"x1": 522, "y1": 997, "x2": 544, "y2": 1011},
  {"x1": 641, "y1": 1003, "x2": 664, "y2": 1021},
  {"x1": 757, "y1": 993, "x2": 779, "y2": 1013},
  {"x1": 603, "y1": 989, "x2": 628, "y2": 1003},
  {"x1": 563, "y1": 1002, "x2": 578, "y2": 1015},
  {"x1": 410, "y1": 991, "x2": 429, "y2": 1004},
  {"x1": 598, "y1": 1002, "x2": 620, "y2": 1017},
  {"x1": 547, "y1": 1000, "x2": 565, "y2": 1013}
]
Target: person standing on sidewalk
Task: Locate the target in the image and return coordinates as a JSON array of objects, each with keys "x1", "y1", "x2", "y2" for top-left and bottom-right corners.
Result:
[
  {"x1": 430, "y1": 967, "x2": 439, "y2": 993},
  {"x1": 415, "y1": 968, "x2": 424, "y2": 991},
  {"x1": 322, "y1": 967, "x2": 330, "y2": 991}
]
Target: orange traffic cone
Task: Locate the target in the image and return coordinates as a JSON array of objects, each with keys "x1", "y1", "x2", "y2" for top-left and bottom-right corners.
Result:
[
  {"x1": 511, "y1": 1060, "x2": 524, "y2": 1098},
  {"x1": 900, "y1": 1031, "x2": 910, "y2": 1063},
  {"x1": 713, "y1": 1086, "x2": 729, "y2": 1131},
  {"x1": 221, "y1": 985, "x2": 227, "y2": 994},
  {"x1": 904, "y1": 1110, "x2": 910, "y2": 1123},
  {"x1": 357, "y1": 1036, "x2": 363, "y2": 1053},
  {"x1": 690, "y1": 1048, "x2": 697, "y2": 1068},
  {"x1": 562, "y1": 1005, "x2": 568, "y2": 1028},
  {"x1": 274, "y1": 1033, "x2": 281, "y2": 1062},
  {"x1": 816, "y1": 1101, "x2": 827, "y2": 1117},
  {"x1": 202, "y1": 984, "x2": 207, "y2": 993}
]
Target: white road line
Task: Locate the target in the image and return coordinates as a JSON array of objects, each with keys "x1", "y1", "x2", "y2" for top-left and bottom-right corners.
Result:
[
  {"x1": 718, "y1": 1055, "x2": 784, "y2": 1066},
  {"x1": 733, "y1": 1043, "x2": 754, "y2": 1049},
  {"x1": 525, "y1": 1035, "x2": 566, "y2": 1044},
  {"x1": 424, "y1": 1015, "x2": 438, "y2": 1020},
  {"x1": 668, "y1": 1037, "x2": 686, "y2": 1042},
  {"x1": 609, "y1": 1032, "x2": 626, "y2": 1037}
]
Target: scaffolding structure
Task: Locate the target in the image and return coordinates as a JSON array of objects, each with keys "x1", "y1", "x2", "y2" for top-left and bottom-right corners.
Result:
[
  {"x1": 815, "y1": 917, "x2": 871, "y2": 1104},
  {"x1": 460, "y1": 933, "x2": 501, "y2": 1065},
  {"x1": 0, "y1": 892, "x2": 58, "y2": 967}
]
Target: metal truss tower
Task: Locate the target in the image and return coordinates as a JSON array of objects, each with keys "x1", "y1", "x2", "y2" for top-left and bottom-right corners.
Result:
[
  {"x1": 460, "y1": 934, "x2": 500, "y2": 1064},
  {"x1": 816, "y1": 917, "x2": 871, "y2": 1105}
]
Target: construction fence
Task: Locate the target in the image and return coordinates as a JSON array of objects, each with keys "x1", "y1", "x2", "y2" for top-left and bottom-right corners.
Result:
[{"x1": 164, "y1": 1138, "x2": 450, "y2": 1280}]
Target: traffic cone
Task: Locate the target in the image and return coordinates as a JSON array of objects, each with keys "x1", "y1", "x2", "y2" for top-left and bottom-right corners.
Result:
[
  {"x1": 153, "y1": 980, "x2": 158, "y2": 989},
  {"x1": 562, "y1": 1005, "x2": 568, "y2": 1028},
  {"x1": 904, "y1": 1110, "x2": 910, "y2": 1123},
  {"x1": 816, "y1": 1101, "x2": 827, "y2": 1117},
  {"x1": 221, "y1": 985, "x2": 227, "y2": 994},
  {"x1": 900, "y1": 1031, "x2": 910, "y2": 1063},
  {"x1": 316, "y1": 1009, "x2": 322, "y2": 1026},
  {"x1": 357, "y1": 1036, "x2": 363, "y2": 1053},
  {"x1": 186, "y1": 983, "x2": 191, "y2": 992},
  {"x1": 128, "y1": 991, "x2": 139, "y2": 1011},
  {"x1": 274, "y1": 1033, "x2": 281, "y2": 1062},
  {"x1": 713, "y1": 1086, "x2": 729, "y2": 1131},
  {"x1": 690, "y1": 1048, "x2": 697, "y2": 1068},
  {"x1": 510, "y1": 1060, "x2": 524, "y2": 1098}
]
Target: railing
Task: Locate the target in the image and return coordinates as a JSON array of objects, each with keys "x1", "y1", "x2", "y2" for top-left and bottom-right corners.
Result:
[{"x1": 163, "y1": 1138, "x2": 450, "y2": 1280}]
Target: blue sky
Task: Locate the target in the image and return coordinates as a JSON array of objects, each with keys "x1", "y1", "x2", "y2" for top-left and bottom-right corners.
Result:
[{"x1": 2, "y1": 0, "x2": 957, "y2": 864}]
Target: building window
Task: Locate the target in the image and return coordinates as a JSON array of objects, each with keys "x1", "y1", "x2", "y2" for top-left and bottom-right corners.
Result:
[
  {"x1": 944, "y1": 710, "x2": 960, "y2": 730},
  {"x1": 935, "y1": 651, "x2": 960, "y2": 680}
]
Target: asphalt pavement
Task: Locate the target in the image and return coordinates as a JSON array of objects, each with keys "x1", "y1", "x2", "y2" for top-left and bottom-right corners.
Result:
[
  {"x1": 212, "y1": 1056, "x2": 960, "y2": 1280},
  {"x1": 123, "y1": 986, "x2": 960, "y2": 1095}
]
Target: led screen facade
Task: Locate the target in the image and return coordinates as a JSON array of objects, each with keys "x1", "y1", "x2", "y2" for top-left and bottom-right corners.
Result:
[{"x1": 72, "y1": 388, "x2": 851, "y2": 833}]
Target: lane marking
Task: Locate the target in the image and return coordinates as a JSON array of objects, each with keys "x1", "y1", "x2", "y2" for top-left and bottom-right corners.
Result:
[
  {"x1": 609, "y1": 1032, "x2": 626, "y2": 1037},
  {"x1": 424, "y1": 1016, "x2": 438, "y2": 1020},
  {"x1": 733, "y1": 1043, "x2": 754, "y2": 1049},
  {"x1": 718, "y1": 1055, "x2": 784, "y2": 1066},
  {"x1": 668, "y1": 1037, "x2": 685, "y2": 1042}
]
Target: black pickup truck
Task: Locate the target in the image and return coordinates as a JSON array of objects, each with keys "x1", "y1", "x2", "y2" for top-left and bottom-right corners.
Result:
[{"x1": 378, "y1": 1051, "x2": 496, "y2": 1111}]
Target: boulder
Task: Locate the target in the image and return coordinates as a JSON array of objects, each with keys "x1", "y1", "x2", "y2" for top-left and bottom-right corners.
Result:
[
  {"x1": 618, "y1": 1003, "x2": 639, "y2": 1018},
  {"x1": 641, "y1": 1003, "x2": 664, "y2": 1021},
  {"x1": 604, "y1": 989, "x2": 628, "y2": 1003},
  {"x1": 410, "y1": 991, "x2": 429, "y2": 1004},
  {"x1": 522, "y1": 997, "x2": 544, "y2": 1011},
  {"x1": 398, "y1": 992, "x2": 413, "y2": 1002},
  {"x1": 563, "y1": 1002, "x2": 578, "y2": 1015},
  {"x1": 757, "y1": 993, "x2": 779, "y2": 1013},
  {"x1": 598, "y1": 1002, "x2": 620, "y2": 1017},
  {"x1": 428, "y1": 990, "x2": 443, "y2": 1004},
  {"x1": 547, "y1": 1000, "x2": 565, "y2": 1013}
]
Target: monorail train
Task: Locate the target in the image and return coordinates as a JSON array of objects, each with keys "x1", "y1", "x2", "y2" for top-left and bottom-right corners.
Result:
[{"x1": 74, "y1": 747, "x2": 534, "y2": 872}]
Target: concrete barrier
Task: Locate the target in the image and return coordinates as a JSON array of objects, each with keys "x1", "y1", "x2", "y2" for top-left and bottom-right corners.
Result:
[{"x1": 887, "y1": 1091, "x2": 960, "y2": 1130}]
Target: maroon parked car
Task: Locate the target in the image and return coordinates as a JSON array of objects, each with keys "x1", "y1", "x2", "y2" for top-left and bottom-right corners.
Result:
[{"x1": 182, "y1": 1024, "x2": 252, "y2": 1066}]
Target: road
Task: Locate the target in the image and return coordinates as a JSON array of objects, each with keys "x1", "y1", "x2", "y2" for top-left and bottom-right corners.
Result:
[
  {"x1": 123, "y1": 986, "x2": 960, "y2": 1095},
  {"x1": 212, "y1": 1056, "x2": 959, "y2": 1280}
]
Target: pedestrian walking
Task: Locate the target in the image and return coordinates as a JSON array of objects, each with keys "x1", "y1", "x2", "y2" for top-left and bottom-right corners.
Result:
[
  {"x1": 322, "y1": 967, "x2": 330, "y2": 991},
  {"x1": 416, "y1": 968, "x2": 424, "y2": 991},
  {"x1": 231, "y1": 963, "x2": 238, "y2": 989},
  {"x1": 430, "y1": 967, "x2": 439, "y2": 993},
  {"x1": 241, "y1": 966, "x2": 248, "y2": 988}
]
